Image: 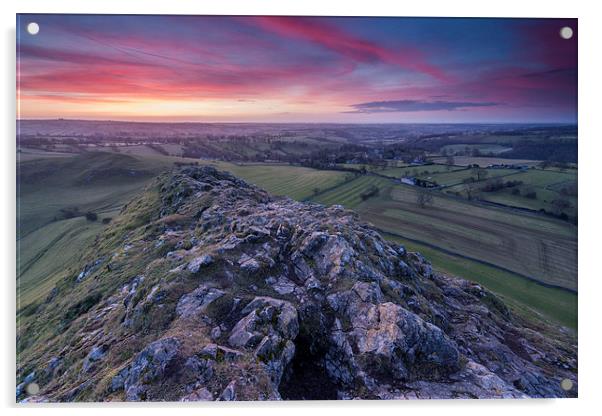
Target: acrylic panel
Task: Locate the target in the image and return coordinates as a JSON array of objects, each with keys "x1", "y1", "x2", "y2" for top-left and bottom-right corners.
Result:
[{"x1": 16, "y1": 14, "x2": 577, "y2": 402}]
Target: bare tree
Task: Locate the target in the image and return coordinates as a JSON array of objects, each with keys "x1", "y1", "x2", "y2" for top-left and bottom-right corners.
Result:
[
  {"x1": 464, "y1": 182, "x2": 481, "y2": 201},
  {"x1": 416, "y1": 189, "x2": 434, "y2": 208},
  {"x1": 471, "y1": 166, "x2": 488, "y2": 181},
  {"x1": 551, "y1": 197, "x2": 571, "y2": 215},
  {"x1": 445, "y1": 155, "x2": 455, "y2": 170},
  {"x1": 478, "y1": 168, "x2": 489, "y2": 181}
]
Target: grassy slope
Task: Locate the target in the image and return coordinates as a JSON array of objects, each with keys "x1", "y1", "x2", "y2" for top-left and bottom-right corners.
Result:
[
  {"x1": 17, "y1": 152, "x2": 166, "y2": 237},
  {"x1": 18, "y1": 147, "x2": 76, "y2": 162},
  {"x1": 384, "y1": 234, "x2": 576, "y2": 330},
  {"x1": 18, "y1": 215, "x2": 109, "y2": 307},
  {"x1": 17, "y1": 152, "x2": 173, "y2": 306}
]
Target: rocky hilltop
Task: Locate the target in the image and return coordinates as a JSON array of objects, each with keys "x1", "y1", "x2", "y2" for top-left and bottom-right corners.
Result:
[{"x1": 17, "y1": 166, "x2": 577, "y2": 401}]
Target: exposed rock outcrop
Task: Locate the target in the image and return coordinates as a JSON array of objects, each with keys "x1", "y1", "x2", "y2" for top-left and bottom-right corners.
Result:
[{"x1": 16, "y1": 166, "x2": 577, "y2": 402}]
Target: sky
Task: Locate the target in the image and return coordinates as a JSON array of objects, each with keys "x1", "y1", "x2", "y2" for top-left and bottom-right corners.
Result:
[{"x1": 17, "y1": 15, "x2": 577, "y2": 123}]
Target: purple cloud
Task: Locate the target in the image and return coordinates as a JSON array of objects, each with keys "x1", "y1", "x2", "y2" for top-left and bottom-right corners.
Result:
[{"x1": 347, "y1": 99, "x2": 501, "y2": 113}]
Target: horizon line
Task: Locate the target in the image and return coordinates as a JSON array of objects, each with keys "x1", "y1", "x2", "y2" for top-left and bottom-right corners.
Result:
[{"x1": 16, "y1": 118, "x2": 578, "y2": 126}]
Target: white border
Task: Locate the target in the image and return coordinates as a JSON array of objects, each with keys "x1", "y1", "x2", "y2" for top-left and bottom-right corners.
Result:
[{"x1": 2, "y1": 1, "x2": 600, "y2": 415}]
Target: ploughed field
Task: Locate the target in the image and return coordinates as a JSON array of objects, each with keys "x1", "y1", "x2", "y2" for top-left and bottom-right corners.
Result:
[{"x1": 17, "y1": 151, "x2": 577, "y2": 330}]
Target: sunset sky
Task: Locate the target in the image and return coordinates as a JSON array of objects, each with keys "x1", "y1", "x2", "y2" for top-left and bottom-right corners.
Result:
[{"x1": 17, "y1": 15, "x2": 577, "y2": 123}]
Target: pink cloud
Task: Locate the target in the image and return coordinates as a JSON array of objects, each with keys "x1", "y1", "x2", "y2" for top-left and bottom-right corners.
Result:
[{"x1": 250, "y1": 17, "x2": 451, "y2": 82}]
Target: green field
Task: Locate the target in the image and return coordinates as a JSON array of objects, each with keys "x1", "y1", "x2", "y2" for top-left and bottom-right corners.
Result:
[
  {"x1": 310, "y1": 175, "x2": 391, "y2": 207},
  {"x1": 429, "y1": 168, "x2": 521, "y2": 187},
  {"x1": 379, "y1": 164, "x2": 523, "y2": 187},
  {"x1": 516, "y1": 169, "x2": 576, "y2": 185},
  {"x1": 210, "y1": 162, "x2": 353, "y2": 200},
  {"x1": 336, "y1": 161, "x2": 410, "y2": 172},
  {"x1": 475, "y1": 169, "x2": 577, "y2": 216},
  {"x1": 384, "y1": 234, "x2": 576, "y2": 329},
  {"x1": 17, "y1": 152, "x2": 166, "y2": 237}
]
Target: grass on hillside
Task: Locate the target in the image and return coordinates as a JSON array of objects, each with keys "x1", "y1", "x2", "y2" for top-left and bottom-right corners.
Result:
[
  {"x1": 18, "y1": 147, "x2": 76, "y2": 162},
  {"x1": 17, "y1": 152, "x2": 167, "y2": 238},
  {"x1": 17, "y1": 152, "x2": 173, "y2": 306},
  {"x1": 384, "y1": 234, "x2": 577, "y2": 330},
  {"x1": 18, "y1": 214, "x2": 112, "y2": 307}
]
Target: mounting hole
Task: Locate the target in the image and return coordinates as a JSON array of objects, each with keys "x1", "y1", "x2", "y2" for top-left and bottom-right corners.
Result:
[
  {"x1": 27, "y1": 22, "x2": 40, "y2": 35},
  {"x1": 560, "y1": 378, "x2": 573, "y2": 391},
  {"x1": 25, "y1": 383, "x2": 40, "y2": 395},
  {"x1": 560, "y1": 26, "x2": 573, "y2": 40}
]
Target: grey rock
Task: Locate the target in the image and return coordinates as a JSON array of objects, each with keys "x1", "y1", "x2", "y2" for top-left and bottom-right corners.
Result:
[
  {"x1": 176, "y1": 285, "x2": 224, "y2": 318},
  {"x1": 76, "y1": 257, "x2": 105, "y2": 282},
  {"x1": 239, "y1": 254, "x2": 261, "y2": 273},
  {"x1": 219, "y1": 380, "x2": 237, "y2": 401},
  {"x1": 228, "y1": 311, "x2": 265, "y2": 348},
  {"x1": 82, "y1": 345, "x2": 107, "y2": 373},
  {"x1": 352, "y1": 281, "x2": 383, "y2": 303},
  {"x1": 166, "y1": 251, "x2": 183, "y2": 261},
  {"x1": 291, "y1": 253, "x2": 314, "y2": 282},
  {"x1": 121, "y1": 337, "x2": 181, "y2": 401},
  {"x1": 210, "y1": 326, "x2": 222, "y2": 340},
  {"x1": 45, "y1": 356, "x2": 61, "y2": 377},
  {"x1": 199, "y1": 343, "x2": 242, "y2": 362},
  {"x1": 181, "y1": 387, "x2": 213, "y2": 401},
  {"x1": 271, "y1": 276, "x2": 296, "y2": 295},
  {"x1": 187, "y1": 254, "x2": 214, "y2": 273}
]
